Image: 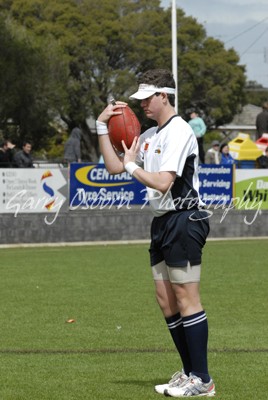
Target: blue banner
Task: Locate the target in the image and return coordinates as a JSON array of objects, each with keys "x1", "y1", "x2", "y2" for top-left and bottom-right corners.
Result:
[
  {"x1": 198, "y1": 164, "x2": 233, "y2": 205},
  {"x1": 69, "y1": 163, "x2": 146, "y2": 208}
]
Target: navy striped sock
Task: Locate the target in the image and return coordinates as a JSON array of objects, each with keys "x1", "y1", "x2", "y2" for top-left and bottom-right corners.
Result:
[
  {"x1": 165, "y1": 312, "x2": 192, "y2": 375},
  {"x1": 182, "y1": 310, "x2": 210, "y2": 383}
]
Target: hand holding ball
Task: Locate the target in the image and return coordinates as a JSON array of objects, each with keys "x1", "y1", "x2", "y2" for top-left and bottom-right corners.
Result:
[{"x1": 108, "y1": 105, "x2": 141, "y2": 153}]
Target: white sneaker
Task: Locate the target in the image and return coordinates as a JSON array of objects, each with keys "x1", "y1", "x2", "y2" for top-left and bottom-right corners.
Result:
[
  {"x1": 164, "y1": 373, "x2": 216, "y2": 397},
  {"x1": 154, "y1": 370, "x2": 188, "y2": 394}
]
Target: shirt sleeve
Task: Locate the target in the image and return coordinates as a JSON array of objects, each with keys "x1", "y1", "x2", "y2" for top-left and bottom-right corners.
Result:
[
  {"x1": 189, "y1": 118, "x2": 206, "y2": 137},
  {"x1": 199, "y1": 118, "x2": 207, "y2": 136}
]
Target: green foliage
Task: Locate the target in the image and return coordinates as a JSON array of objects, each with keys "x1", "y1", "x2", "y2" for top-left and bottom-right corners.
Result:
[
  {"x1": 33, "y1": 131, "x2": 68, "y2": 161},
  {"x1": 0, "y1": 13, "x2": 69, "y2": 148},
  {"x1": 245, "y1": 81, "x2": 268, "y2": 106},
  {"x1": 178, "y1": 33, "x2": 246, "y2": 126},
  {"x1": 0, "y1": 0, "x2": 248, "y2": 157}
]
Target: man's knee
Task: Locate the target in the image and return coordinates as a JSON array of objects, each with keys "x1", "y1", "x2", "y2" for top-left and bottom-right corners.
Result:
[
  {"x1": 171, "y1": 281, "x2": 202, "y2": 316},
  {"x1": 154, "y1": 279, "x2": 178, "y2": 317}
]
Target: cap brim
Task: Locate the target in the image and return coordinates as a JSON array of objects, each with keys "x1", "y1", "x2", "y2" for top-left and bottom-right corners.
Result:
[{"x1": 129, "y1": 90, "x2": 156, "y2": 100}]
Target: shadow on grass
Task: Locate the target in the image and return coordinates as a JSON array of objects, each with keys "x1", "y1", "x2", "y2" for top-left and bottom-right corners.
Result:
[{"x1": 111, "y1": 379, "x2": 164, "y2": 388}]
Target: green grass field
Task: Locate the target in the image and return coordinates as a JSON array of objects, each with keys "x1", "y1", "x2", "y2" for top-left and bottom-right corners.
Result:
[{"x1": 0, "y1": 240, "x2": 267, "y2": 399}]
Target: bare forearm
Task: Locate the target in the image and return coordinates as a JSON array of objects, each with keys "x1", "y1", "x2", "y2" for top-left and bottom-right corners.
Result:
[
  {"x1": 98, "y1": 135, "x2": 124, "y2": 174},
  {"x1": 132, "y1": 167, "x2": 175, "y2": 193}
]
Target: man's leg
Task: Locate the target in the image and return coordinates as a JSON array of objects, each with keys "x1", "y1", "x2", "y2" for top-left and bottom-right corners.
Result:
[
  {"x1": 153, "y1": 262, "x2": 192, "y2": 375},
  {"x1": 197, "y1": 137, "x2": 205, "y2": 164},
  {"x1": 170, "y1": 281, "x2": 210, "y2": 383}
]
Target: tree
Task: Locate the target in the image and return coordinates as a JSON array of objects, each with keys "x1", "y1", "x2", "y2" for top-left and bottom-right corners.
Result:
[
  {"x1": 0, "y1": 14, "x2": 69, "y2": 148},
  {"x1": 175, "y1": 12, "x2": 246, "y2": 126},
  {"x1": 0, "y1": 0, "x2": 247, "y2": 159},
  {"x1": 245, "y1": 81, "x2": 268, "y2": 107}
]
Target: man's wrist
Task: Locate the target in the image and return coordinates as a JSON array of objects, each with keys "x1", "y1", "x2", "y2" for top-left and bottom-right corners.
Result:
[
  {"x1": 125, "y1": 162, "x2": 141, "y2": 176},
  {"x1": 96, "y1": 120, "x2": 109, "y2": 136}
]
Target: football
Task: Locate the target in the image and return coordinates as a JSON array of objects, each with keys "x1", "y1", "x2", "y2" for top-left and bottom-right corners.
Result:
[{"x1": 108, "y1": 105, "x2": 141, "y2": 153}]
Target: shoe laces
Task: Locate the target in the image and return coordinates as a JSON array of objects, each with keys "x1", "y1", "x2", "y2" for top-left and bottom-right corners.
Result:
[
  {"x1": 179, "y1": 373, "x2": 202, "y2": 389},
  {"x1": 168, "y1": 370, "x2": 188, "y2": 387}
]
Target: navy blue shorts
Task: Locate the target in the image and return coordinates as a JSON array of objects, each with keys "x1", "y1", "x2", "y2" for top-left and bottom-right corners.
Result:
[{"x1": 149, "y1": 209, "x2": 210, "y2": 267}]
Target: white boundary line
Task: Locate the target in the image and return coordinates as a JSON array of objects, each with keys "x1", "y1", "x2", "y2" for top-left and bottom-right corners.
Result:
[{"x1": 0, "y1": 237, "x2": 268, "y2": 249}]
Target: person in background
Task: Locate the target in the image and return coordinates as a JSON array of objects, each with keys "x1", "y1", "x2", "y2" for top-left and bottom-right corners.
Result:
[
  {"x1": 188, "y1": 111, "x2": 206, "y2": 164},
  {"x1": 256, "y1": 101, "x2": 268, "y2": 140},
  {"x1": 219, "y1": 143, "x2": 235, "y2": 165},
  {"x1": 64, "y1": 127, "x2": 82, "y2": 164},
  {"x1": 256, "y1": 146, "x2": 268, "y2": 168},
  {"x1": 204, "y1": 140, "x2": 220, "y2": 164},
  {"x1": 0, "y1": 140, "x2": 16, "y2": 167},
  {"x1": 13, "y1": 141, "x2": 34, "y2": 168}
]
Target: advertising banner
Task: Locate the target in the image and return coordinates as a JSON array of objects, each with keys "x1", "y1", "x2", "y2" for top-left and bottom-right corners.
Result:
[
  {"x1": 198, "y1": 164, "x2": 233, "y2": 205},
  {"x1": 235, "y1": 169, "x2": 268, "y2": 210},
  {"x1": 0, "y1": 168, "x2": 67, "y2": 215},
  {"x1": 69, "y1": 163, "x2": 146, "y2": 209}
]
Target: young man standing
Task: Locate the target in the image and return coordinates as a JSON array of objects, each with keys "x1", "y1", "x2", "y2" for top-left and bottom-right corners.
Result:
[
  {"x1": 13, "y1": 141, "x2": 34, "y2": 168},
  {"x1": 96, "y1": 69, "x2": 215, "y2": 398}
]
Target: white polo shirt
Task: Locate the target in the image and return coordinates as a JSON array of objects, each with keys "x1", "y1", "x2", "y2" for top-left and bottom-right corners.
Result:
[{"x1": 136, "y1": 115, "x2": 203, "y2": 216}]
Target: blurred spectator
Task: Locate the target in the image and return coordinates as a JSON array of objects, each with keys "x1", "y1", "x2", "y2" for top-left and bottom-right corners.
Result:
[
  {"x1": 64, "y1": 127, "x2": 82, "y2": 164},
  {"x1": 188, "y1": 111, "x2": 206, "y2": 163},
  {"x1": 256, "y1": 146, "x2": 268, "y2": 169},
  {"x1": 256, "y1": 101, "x2": 268, "y2": 140},
  {"x1": 219, "y1": 143, "x2": 235, "y2": 165},
  {"x1": 13, "y1": 141, "x2": 34, "y2": 168},
  {"x1": 205, "y1": 140, "x2": 220, "y2": 164},
  {"x1": 0, "y1": 140, "x2": 16, "y2": 167}
]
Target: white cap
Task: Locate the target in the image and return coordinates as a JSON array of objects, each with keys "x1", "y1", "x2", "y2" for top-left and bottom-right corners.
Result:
[{"x1": 129, "y1": 84, "x2": 176, "y2": 100}]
